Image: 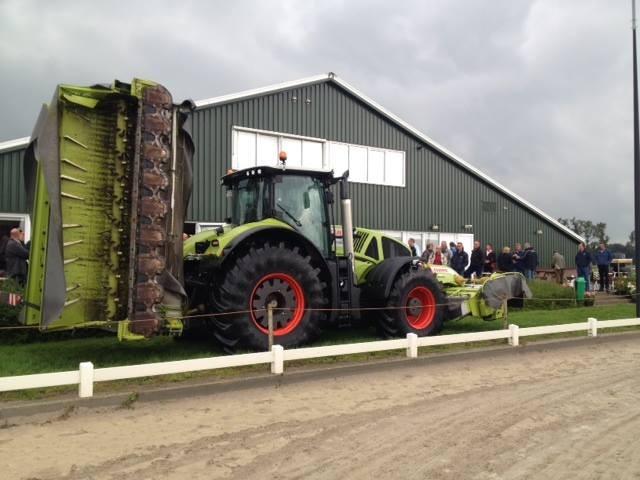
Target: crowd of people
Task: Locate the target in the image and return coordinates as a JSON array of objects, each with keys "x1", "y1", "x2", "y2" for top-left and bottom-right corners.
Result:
[
  {"x1": 571, "y1": 242, "x2": 613, "y2": 292},
  {"x1": 413, "y1": 239, "x2": 539, "y2": 280},
  {"x1": 410, "y1": 237, "x2": 616, "y2": 292}
]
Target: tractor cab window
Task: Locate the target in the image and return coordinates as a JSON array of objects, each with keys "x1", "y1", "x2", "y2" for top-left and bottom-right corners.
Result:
[
  {"x1": 274, "y1": 175, "x2": 329, "y2": 255},
  {"x1": 382, "y1": 237, "x2": 410, "y2": 259},
  {"x1": 230, "y1": 178, "x2": 269, "y2": 225}
]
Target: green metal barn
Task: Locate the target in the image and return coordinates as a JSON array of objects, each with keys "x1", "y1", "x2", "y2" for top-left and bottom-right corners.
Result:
[{"x1": 0, "y1": 73, "x2": 582, "y2": 266}]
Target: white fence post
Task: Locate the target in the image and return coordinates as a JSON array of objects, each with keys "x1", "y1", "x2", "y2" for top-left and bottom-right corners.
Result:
[
  {"x1": 79, "y1": 362, "x2": 94, "y2": 398},
  {"x1": 271, "y1": 345, "x2": 284, "y2": 374},
  {"x1": 588, "y1": 317, "x2": 598, "y2": 337},
  {"x1": 406, "y1": 333, "x2": 418, "y2": 358},
  {"x1": 509, "y1": 324, "x2": 520, "y2": 347}
]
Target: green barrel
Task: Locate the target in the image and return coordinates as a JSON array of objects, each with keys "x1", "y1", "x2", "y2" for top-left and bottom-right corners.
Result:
[{"x1": 575, "y1": 277, "x2": 586, "y2": 301}]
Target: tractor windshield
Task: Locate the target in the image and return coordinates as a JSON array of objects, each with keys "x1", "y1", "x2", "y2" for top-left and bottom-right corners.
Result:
[
  {"x1": 231, "y1": 177, "x2": 270, "y2": 225},
  {"x1": 274, "y1": 175, "x2": 329, "y2": 256}
]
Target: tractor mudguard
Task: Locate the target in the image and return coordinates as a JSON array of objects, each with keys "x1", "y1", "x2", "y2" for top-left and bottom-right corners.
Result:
[
  {"x1": 363, "y1": 257, "x2": 429, "y2": 302},
  {"x1": 221, "y1": 227, "x2": 329, "y2": 274}
]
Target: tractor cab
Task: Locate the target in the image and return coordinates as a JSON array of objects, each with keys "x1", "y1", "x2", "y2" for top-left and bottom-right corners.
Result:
[{"x1": 221, "y1": 166, "x2": 338, "y2": 257}]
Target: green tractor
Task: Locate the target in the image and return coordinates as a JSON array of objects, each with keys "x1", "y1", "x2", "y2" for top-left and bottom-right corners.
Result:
[{"x1": 182, "y1": 163, "x2": 530, "y2": 350}]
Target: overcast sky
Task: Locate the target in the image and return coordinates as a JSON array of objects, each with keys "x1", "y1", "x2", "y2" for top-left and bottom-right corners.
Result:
[{"x1": 0, "y1": 0, "x2": 635, "y2": 242}]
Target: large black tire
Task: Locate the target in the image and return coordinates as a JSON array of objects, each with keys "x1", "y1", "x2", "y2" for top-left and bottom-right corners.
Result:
[
  {"x1": 211, "y1": 241, "x2": 329, "y2": 351},
  {"x1": 375, "y1": 270, "x2": 445, "y2": 337}
]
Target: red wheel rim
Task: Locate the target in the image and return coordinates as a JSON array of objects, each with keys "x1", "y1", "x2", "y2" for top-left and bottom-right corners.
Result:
[
  {"x1": 250, "y1": 273, "x2": 305, "y2": 336},
  {"x1": 405, "y1": 286, "x2": 436, "y2": 330}
]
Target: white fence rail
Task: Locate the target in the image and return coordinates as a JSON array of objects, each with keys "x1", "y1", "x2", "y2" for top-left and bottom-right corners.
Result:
[{"x1": 2, "y1": 317, "x2": 640, "y2": 399}]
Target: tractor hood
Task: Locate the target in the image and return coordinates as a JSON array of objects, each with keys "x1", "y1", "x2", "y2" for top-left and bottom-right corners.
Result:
[{"x1": 184, "y1": 218, "x2": 293, "y2": 257}]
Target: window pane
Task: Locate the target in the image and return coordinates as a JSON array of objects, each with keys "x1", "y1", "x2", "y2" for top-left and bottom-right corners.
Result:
[
  {"x1": 349, "y1": 145, "x2": 367, "y2": 182},
  {"x1": 256, "y1": 134, "x2": 278, "y2": 166},
  {"x1": 302, "y1": 141, "x2": 323, "y2": 169},
  {"x1": 329, "y1": 142, "x2": 349, "y2": 177},
  {"x1": 281, "y1": 138, "x2": 302, "y2": 166},
  {"x1": 274, "y1": 175, "x2": 329, "y2": 255},
  {"x1": 385, "y1": 151, "x2": 404, "y2": 186},
  {"x1": 368, "y1": 149, "x2": 385, "y2": 184},
  {"x1": 235, "y1": 131, "x2": 256, "y2": 169}
]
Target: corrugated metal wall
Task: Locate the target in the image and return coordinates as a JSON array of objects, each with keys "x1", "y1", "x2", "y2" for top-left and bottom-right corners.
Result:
[
  {"x1": 187, "y1": 81, "x2": 578, "y2": 267},
  {"x1": 0, "y1": 80, "x2": 579, "y2": 266}
]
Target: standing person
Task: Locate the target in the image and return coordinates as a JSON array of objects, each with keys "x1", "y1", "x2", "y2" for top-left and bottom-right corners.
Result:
[
  {"x1": 512, "y1": 243, "x2": 525, "y2": 274},
  {"x1": 484, "y1": 243, "x2": 496, "y2": 274},
  {"x1": 451, "y1": 242, "x2": 469, "y2": 276},
  {"x1": 465, "y1": 240, "x2": 485, "y2": 278},
  {"x1": 575, "y1": 242, "x2": 592, "y2": 291},
  {"x1": 439, "y1": 241, "x2": 451, "y2": 266},
  {"x1": 420, "y1": 243, "x2": 435, "y2": 263},
  {"x1": 523, "y1": 242, "x2": 538, "y2": 281},
  {"x1": 5, "y1": 228, "x2": 29, "y2": 285},
  {"x1": 408, "y1": 238, "x2": 419, "y2": 257},
  {"x1": 449, "y1": 241, "x2": 457, "y2": 258},
  {"x1": 551, "y1": 250, "x2": 566, "y2": 285},
  {"x1": 594, "y1": 242, "x2": 613, "y2": 292},
  {"x1": 497, "y1": 246, "x2": 514, "y2": 272}
]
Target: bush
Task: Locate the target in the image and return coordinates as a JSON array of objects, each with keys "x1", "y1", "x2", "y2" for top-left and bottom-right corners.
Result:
[
  {"x1": 613, "y1": 277, "x2": 636, "y2": 297},
  {"x1": 521, "y1": 279, "x2": 576, "y2": 311}
]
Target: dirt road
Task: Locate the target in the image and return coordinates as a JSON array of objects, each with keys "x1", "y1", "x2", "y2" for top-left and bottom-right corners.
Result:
[{"x1": 2, "y1": 336, "x2": 640, "y2": 479}]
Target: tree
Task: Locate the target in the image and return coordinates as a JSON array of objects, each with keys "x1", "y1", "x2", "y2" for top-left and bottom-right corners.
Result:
[{"x1": 557, "y1": 217, "x2": 610, "y2": 251}]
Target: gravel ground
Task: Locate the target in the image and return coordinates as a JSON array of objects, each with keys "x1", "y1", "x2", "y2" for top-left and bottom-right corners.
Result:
[{"x1": 2, "y1": 336, "x2": 640, "y2": 479}]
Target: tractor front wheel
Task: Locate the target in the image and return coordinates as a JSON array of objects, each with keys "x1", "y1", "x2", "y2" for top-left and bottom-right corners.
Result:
[
  {"x1": 211, "y1": 242, "x2": 328, "y2": 351},
  {"x1": 376, "y1": 270, "x2": 445, "y2": 337}
]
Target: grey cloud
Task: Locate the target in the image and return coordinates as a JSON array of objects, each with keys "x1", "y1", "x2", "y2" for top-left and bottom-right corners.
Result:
[{"x1": 0, "y1": 0, "x2": 635, "y2": 241}]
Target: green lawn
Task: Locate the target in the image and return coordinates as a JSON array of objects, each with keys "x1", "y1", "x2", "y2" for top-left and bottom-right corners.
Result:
[{"x1": 0, "y1": 303, "x2": 635, "y2": 380}]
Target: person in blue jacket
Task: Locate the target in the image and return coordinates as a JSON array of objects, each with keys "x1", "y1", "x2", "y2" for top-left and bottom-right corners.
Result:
[
  {"x1": 575, "y1": 242, "x2": 592, "y2": 291},
  {"x1": 451, "y1": 242, "x2": 469, "y2": 276},
  {"x1": 522, "y1": 242, "x2": 538, "y2": 281},
  {"x1": 593, "y1": 242, "x2": 613, "y2": 292}
]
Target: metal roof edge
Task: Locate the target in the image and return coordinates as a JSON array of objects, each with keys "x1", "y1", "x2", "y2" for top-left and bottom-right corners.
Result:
[
  {"x1": 0, "y1": 136, "x2": 30, "y2": 154},
  {"x1": 194, "y1": 73, "x2": 331, "y2": 109},
  {"x1": 329, "y1": 75, "x2": 585, "y2": 244}
]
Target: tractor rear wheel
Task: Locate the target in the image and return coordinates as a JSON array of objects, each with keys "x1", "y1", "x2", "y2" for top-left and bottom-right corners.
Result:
[
  {"x1": 376, "y1": 270, "x2": 445, "y2": 337},
  {"x1": 211, "y1": 241, "x2": 328, "y2": 351}
]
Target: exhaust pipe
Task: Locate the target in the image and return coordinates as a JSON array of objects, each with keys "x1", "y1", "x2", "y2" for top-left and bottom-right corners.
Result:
[{"x1": 339, "y1": 172, "x2": 356, "y2": 283}]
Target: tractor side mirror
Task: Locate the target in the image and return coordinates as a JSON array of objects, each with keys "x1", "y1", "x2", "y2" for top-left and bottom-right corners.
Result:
[{"x1": 303, "y1": 192, "x2": 310, "y2": 209}]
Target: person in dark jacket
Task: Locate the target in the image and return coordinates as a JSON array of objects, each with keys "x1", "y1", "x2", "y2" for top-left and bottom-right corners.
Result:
[
  {"x1": 484, "y1": 243, "x2": 496, "y2": 274},
  {"x1": 465, "y1": 240, "x2": 485, "y2": 278},
  {"x1": 512, "y1": 243, "x2": 526, "y2": 273},
  {"x1": 575, "y1": 242, "x2": 592, "y2": 291},
  {"x1": 451, "y1": 242, "x2": 469, "y2": 276},
  {"x1": 594, "y1": 242, "x2": 613, "y2": 292},
  {"x1": 522, "y1": 242, "x2": 538, "y2": 281},
  {"x1": 5, "y1": 228, "x2": 29, "y2": 285},
  {"x1": 497, "y1": 246, "x2": 514, "y2": 272}
]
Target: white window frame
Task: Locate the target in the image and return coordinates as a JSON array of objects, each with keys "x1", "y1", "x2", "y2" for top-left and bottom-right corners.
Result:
[
  {"x1": 327, "y1": 141, "x2": 406, "y2": 187},
  {"x1": 231, "y1": 126, "x2": 328, "y2": 170},
  {"x1": 0, "y1": 213, "x2": 31, "y2": 242},
  {"x1": 231, "y1": 126, "x2": 406, "y2": 187}
]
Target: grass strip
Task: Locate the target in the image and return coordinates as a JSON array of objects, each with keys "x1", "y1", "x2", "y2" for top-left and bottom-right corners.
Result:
[{"x1": 0, "y1": 303, "x2": 636, "y2": 402}]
